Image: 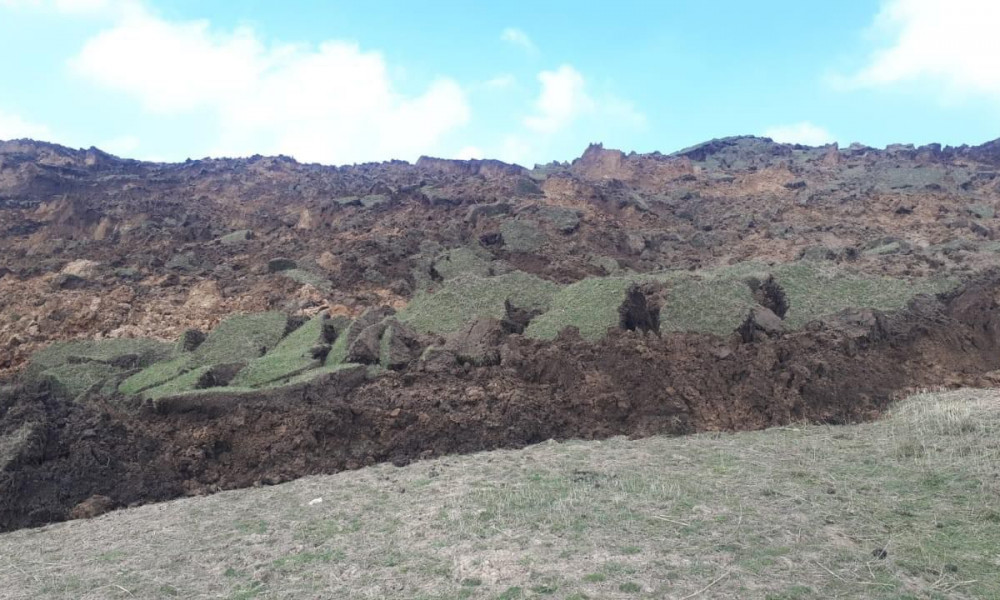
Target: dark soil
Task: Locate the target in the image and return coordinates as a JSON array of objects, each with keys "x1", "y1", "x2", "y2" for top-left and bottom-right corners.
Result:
[{"x1": 3, "y1": 274, "x2": 1000, "y2": 533}]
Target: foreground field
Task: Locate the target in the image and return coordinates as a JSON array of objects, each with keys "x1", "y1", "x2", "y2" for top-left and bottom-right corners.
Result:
[{"x1": 1, "y1": 389, "x2": 998, "y2": 600}]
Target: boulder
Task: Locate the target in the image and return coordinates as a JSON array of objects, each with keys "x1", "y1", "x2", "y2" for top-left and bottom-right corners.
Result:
[
  {"x1": 446, "y1": 317, "x2": 505, "y2": 366},
  {"x1": 737, "y1": 306, "x2": 784, "y2": 343},
  {"x1": 267, "y1": 258, "x2": 297, "y2": 273},
  {"x1": 379, "y1": 320, "x2": 426, "y2": 370}
]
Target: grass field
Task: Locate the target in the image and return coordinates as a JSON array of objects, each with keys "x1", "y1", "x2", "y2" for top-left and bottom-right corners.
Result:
[{"x1": 1, "y1": 389, "x2": 998, "y2": 599}]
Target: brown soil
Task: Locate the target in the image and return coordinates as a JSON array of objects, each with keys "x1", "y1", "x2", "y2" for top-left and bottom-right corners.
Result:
[{"x1": 3, "y1": 273, "x2": 1000, "y2": 532}]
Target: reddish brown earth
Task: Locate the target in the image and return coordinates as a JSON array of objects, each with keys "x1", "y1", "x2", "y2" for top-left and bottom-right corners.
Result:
[{"x1": 3, "y1": 136, "x2": 1000, "y2": 531}]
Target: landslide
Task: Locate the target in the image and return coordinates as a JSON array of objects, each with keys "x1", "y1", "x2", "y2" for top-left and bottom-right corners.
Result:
[{"x1": 3, "y1": 272, "x2": 1000, "y2": 533}]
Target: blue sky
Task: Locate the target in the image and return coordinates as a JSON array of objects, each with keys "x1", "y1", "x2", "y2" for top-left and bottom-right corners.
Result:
[{"x1": 1, "y1": 0, "x2": 998, "y2": 166}]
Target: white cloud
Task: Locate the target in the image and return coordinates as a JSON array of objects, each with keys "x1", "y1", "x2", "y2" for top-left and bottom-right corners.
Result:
[
  {"x1": 0, "y1": 108, "x2": 55, "y2": 140},
  {"x1": 68, "y1": 6, "x2": 471, "y2": 164},
  {"x1": 484, "y1": 74, "x2": 516, "y2": 89},
  {"x1": 764, "y1": 122, "x2": 836, "y2": 146},
  {"x1": 522, "y1": 64, "x2": 645, "y2": 136},
  {"x1": 0, "y1": 0, "x2": 120, "y2": 15},
  {"x1": 844, "y1": 0, "x2": 1000, "y2": 99},
  {"x1": 524, "y1": 65, "x2": 595, "y2": 133},
  {"x1": 500, "y1": 27, "x2": 536, "y2": 53}
]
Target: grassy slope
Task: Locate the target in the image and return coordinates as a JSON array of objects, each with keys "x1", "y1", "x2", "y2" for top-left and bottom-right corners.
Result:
[{"x1": 1, "y1": 390, "x2": 998, "y2": 599}]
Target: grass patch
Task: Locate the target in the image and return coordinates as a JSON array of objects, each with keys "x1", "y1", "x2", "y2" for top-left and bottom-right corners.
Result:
[
  {"x1": 0, "y1": 389, "x2": 998, "y2": 598},
  {"x1": 275, "y1": 362, "x2": 364, "y2": 387},
  {"x1": 229, "y1": 315, "x2": 327, "y2": 388},
  {"x1": 399, "y1": 261, "x2": 957, "y2": 340},
  {"x1": 524, "y1": 277, "x2": 634, "y2": 340},
  {"x1": 191, "y1": 312, "x2": 289, "y2": 367},
  {"x1": 28, "y1": 338, "x2": 173, "y2": 375},
  {"x1": 399, "y1": 272, "x2": 559, "y2": 334},
  {"x1": 768, "y1": 262, "x2": 956, "y2": 328},
  {"x1": 140, "y1": 366, "x2": 214, "y2": 401},
  {"x1": 118, "y1": 355, "x2": 191, "y2": 396},
  {"x1": 500, "y1": 220, "x2": 547, "y2": 252},
  {"x1": 42, "y1": 362, "x2": 127, "y2": 399},
  {"x1": 431, "y1": 246, "x2": 494, "y2": 281}
]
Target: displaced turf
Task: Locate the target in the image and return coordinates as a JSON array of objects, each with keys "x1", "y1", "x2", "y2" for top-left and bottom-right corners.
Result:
[
  {"x1": 229, "y1": 314, "x2": 327, "y2": 388},
  {"x1": 27, "y1": 338, "x2": 173, "y2": 375},
  {"x1": 191, "y1": 312, "x2": 290, "y2": 366},
  {"x1": 399, "y1": 272, "x2": 560, "y2": 334},
  {"x1": 524, "y1": 276, "x2": 634, "y2": 340},
  {"x1": 140, "y1": 365, "x2": 213, "y2": 401},
  {"x1": 117, "y1": 355, "x2": 191, "y2": 396},
  {"x1": 1, "y1": 389, "x2": 997, "y2": 599}
]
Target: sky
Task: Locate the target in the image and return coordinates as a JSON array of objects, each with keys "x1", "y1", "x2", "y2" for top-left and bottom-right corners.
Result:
[{"x1": 0, "y1": 0, "x2": 999, "y2": 167}]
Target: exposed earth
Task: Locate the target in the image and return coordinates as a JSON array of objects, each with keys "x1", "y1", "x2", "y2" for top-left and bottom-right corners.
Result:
[{"x1": 3, "y1": 136, "x2": 1000, "y2": 531}]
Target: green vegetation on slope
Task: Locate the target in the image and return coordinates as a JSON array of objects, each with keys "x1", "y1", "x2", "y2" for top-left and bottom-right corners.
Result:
[
  {"x1": 28, "y1": 338, "x2": 173, "y2": 375},
  {"x1": 229, "y1": 314, "x2": 327, "y2": 388},
  {"x1": 524, "y1": 277, "x2": 634, "y2": 340},
  {"x1": 402, "y1": 260, "x2": 956, "y2": 341},
  {"x1": 3, "y1": 389, "x2": 997, "y2": 599},
  {"x1": 768, "y1": 262, "x2": 956, "y2": 328},
  {"x1": 118, "y1": 355, "x2": 191, "y2": 396},
  {"x1": 140, "y1": 366, "x2": 214, "y2": 401},
  {"x1": 399, "y1": 271, "x2": 560, "y2": 334},
  {"x1": 191, "y1": 312, "x2": 289, "y2": 366}
]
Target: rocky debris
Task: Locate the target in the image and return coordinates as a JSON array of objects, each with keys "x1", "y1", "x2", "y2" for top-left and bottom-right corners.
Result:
[
  {"x1": 378, "y1": 320, "x2": 427, "y2": 370},
  {"x1": 418, "y1": 345, "x2": 457, "y2": 372},
  {"x1": 501, "y1": 300, "x2": 542, "y2": 334},
  {"x1": 446, "y1": 317, "x2": 506, "y2": 366},
  {"x1": 177, "y1": 329, "x2": 206, "y2": 352},
  {"x1": 465, "y1": 202, "x2": 512, "y2": 223},
  {"x1": 618, "y1": 283, "x2": 662, "y2": 333},
  {"x1": 737, "y1": 306, "x2": 785, "y2": 343},
  {"x1": 69, "y1": 495, "x2": 114, "y2": 520},
  {"x1": 267, "y1": 258, "x2": 297, "y2": 273},
  {"x1": 747, "y1": 275, "x2": 788, "y2": 318},
  {"x1": 60, "y1": 259, "x2": 99, "y2": 279},
  {"x1": 347, "y1": 321, "x2": 388, "y2": 364}
]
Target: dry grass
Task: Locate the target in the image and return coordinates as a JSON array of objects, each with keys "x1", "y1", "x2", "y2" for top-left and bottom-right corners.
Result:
[{"x1": 1, "y1": 389, "x2": 998, "y2": 599}]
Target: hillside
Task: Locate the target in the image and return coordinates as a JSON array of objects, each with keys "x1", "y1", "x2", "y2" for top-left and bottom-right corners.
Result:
[
  {"x1": 0, "y1": 389, "x2": 996, "y2": 599},
  {"x1": 4, "y1": 136, "x2": 1000, "y2": 531}
]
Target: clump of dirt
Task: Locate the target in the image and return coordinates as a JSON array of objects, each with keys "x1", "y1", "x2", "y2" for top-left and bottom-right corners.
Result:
[
  {"x1": 618, "y1": 283, "x2": 662, "y2": 333},
  {"x1": 747, "y1": 275, "x2": 789, "y2": 318},
  {"x1": 3, "y1": 274, "x2": 1000, "y2": 532}
]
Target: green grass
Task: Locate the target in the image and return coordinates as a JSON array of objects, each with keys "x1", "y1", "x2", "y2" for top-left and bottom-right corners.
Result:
[
  {"x1": 654, "y1": 269, "x2": 759, "y2": 335},
  {"x1": 42, "y1": 362, "x2": 128, "y2": 399},
  {"x1": 219, "y1": 230, "x2": 252, "y2": 245},
  {"x1": 140, "y1": 365, "x2": 214, "y2": 401},
  {"x1": 277, "y1": 362, "x2": 364, "y2": 387},
  {"x1": 500, "y1": 220, "x2": 547, "y2": 252},
  {"x1": 118, "y1": 355, "x2": 192, "y2": 396},
  {"x1": 399, "y1": 272, "x2": 560, "y2": 334},
  {"x1": 191, "y1": 312, "x2": 289, "y2": 367},
  {"x1": 28, "y1": 338, "x2": 174, "y2": 375},
  {"x1": 398, "y1": 261, "x2": 960, "y2": 340},
  {"x1": 229, "y1": 315, "x2": 327, "y2": 388},
  {"x1": 2, "y1": 389, "x2": 997, "y2": 599},
  {"x1": 524, "y1": 277, "x2": 634, "y2": 340},
  {"x1": 431, "y1": 246, "x2": 494, "y2": 281},
  {"x1": 768, "y1": 262, "x2": 956, "y2": 328}
]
